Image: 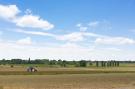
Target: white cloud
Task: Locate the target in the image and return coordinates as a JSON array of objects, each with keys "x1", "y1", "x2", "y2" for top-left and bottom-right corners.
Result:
[
  {"x1": 15, "y1": 15, "x2": 54, "y2": 30},
  {"x1": 0, "y1": 4, "x2": 54, "y2": 30},
  {"x1": 61, "y1": 43, "x2": 82, "y2": 48},
  {"x1": 76, "y1": 23, "x2": 88, "y2": 31},
  {"x1": 25, "y1": 9, "x2": 32, "y2": 15},
  {"x1": 56, "y1": 32, "x2": 105, "y2": 42},
  {"x1": 105, "y1": 47, "x2": 121, "y2": 51},
  {"x1": 0, "y1": 41, "x2": 89, "y2": 60},
  {"x1": 56, "y1": 32, "x2": 84, "y2": 42},
  {"x1": 88, "y1": 21, "x2": 99, "y2": 27},
  {"x1": 95, "y1": 37, "x2": 135, "y2": 45},
  {"x1": 80, "y1": 27, "x2": 88, "y2": 31},
  {"x1": 76, "y1": 23, "x2": 82, "y2": 27},
  {"x1": 16, "y1": 29, "x2": 104, "y2": 42},
  {"x1": 17, "y1": 29, "x2": 84, "y2": 42},
  {"x1": 16, "y1": 29, "x2": 89, "y2": 42},
  {"x1": 16, "y1": 29, "x2": 135, "y2": 46},
  {"x1": 77, "y1": 20, "x2": 111, "y2": 31},
  {"x1": 0, "y1": 4, "x2": 20, "y2": 20},
  {"x1": 0, "y1": 41, "x2": 135, "y2": 60},
  {"x1": 16, "y1": 37, "x2": 32, "y2": 45},
  {"x1": 83, "y1": 32, "x2": 104, "y2": 37},
  {"x1": 16, "y1": 29, "x2": 56, "y2": 37}
]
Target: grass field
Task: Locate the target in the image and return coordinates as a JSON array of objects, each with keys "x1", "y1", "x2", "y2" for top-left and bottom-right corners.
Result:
[
  {"x1": 0, "y1": 64, "x2": 135, "y2": 75},
  {"x1": 0, "y1": 73, "x2": 135, "y2": 89},
  {"x1": 0, "y1": 65, "x2": 135, "y2": 89}
]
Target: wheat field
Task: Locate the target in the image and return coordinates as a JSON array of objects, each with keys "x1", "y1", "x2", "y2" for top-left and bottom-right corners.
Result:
[{"x1": 0, "y1": 73, "x2": 135, "y2": 89}]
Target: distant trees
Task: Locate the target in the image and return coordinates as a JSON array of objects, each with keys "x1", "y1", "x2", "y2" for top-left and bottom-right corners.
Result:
[
  {"x1": 49, "y1": 60, "x2": 57, "y2": 65},
  {"x1": 11, "y1": 59, "x2": 22, "y2": 64},
  {"x1": 28, "y1": 58, "x2": 31, "y2": 64},
  {"x1": 116, "y1": 61, "x2": 119, "y2": 67},
  {"x1": 61, "y1": 60, "x2": 67, "y2": 67},
  {"x1": 79, "y1": 60, "x2": 87, "y2": 67},
  {"x1": 96, "y1": 61, "x2": 99, "y2": 67},
  {"x1": 0, "y1": 58, "x2": 129, "y2": 67},
  {"x1": 95, "y1": 60, "x2": 120, "y2": 67},
  {"x1": 0, "y1": 59, "x2": 7, "y2": 65}
]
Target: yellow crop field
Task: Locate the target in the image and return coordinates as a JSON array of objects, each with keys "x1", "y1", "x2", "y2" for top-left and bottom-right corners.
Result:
[{"x1": 0, "y1": 73, "x2": 135, "y2": 89}]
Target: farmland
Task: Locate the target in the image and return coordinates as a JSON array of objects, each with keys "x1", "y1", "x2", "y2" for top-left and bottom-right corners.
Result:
[
  {"x1": 0, "y1": 64, "x2": 135, "y2": 75},
  {"x1": 0, "y1": 73, "x2": 135, "y2": 89},
  {"x1": 0, "y1": 64, "x2": 135, "y2": 89}
]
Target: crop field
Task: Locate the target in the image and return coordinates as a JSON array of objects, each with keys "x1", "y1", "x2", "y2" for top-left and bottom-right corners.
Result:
[
  {"x1": 0, "y1": 73, "x2": 135, "y2": 89},
  {"x1": 0, "y1": 64, "x2": 135, "y2": 75},
  {"x1": 0, "y1": 65, "x2": 134, "y2": 89}
]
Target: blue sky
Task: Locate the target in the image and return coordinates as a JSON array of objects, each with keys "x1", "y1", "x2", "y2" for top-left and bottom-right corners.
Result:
[{"x1": 0, "y1": 0, "x2": 135, "y2": 60}]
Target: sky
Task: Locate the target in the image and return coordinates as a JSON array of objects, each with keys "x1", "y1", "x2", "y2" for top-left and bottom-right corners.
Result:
[{"x1": 0, "y1": 0, "x2": 135, "y2": 60}]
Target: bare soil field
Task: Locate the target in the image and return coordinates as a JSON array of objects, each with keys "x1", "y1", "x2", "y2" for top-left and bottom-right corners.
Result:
[{"x1": 0, "y1": 73, "x2": 135, "y2": 89}]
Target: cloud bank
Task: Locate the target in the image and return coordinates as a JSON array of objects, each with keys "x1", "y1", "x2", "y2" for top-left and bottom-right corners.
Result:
[{"x1": 0, "y1": 4, "x2": 54, "y2": 30}]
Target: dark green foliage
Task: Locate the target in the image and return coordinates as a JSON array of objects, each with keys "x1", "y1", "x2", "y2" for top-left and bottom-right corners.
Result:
[
  {"x1": 62, "y1": 60, "x2": 67, "y2": 67},
  {"x1": 101, "y1": 61, "x2": 104, "y2": 67},
  {"x1": 11, "y1": 59, "x2": 22, "y2": 64},
  {"x1": 57, "y1": 59, "x2": 62, "y2": 66},
  {"x1": 95, "y1": 61, "x2": 121, "y2": 67},
  {"x1": 49, "y1": 60, "x2": 57, "y2": 65},
  {"x1": 96, "y1": 61, "x2": 99, "y2": 67},
  {"x1": 116, "y1": 61, "x2": 120, "y2": 67},
  {"x1": 28, "y1": 58, "x2": 31, "y2": 64},
  {"x1": 0, "y1": 58, "x2": 126, "y2": 67},
  {"x1": 79, "y1": 60, "x2": 87, "y2": 67},
  {"x1": 89, "y1": 61, "x2": 93, "y2": 66}
]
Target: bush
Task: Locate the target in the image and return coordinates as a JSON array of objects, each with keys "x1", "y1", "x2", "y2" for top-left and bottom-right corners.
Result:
[
  {"x1": 79, "y1": 60, "x2": 87, "y2": 67},
  {"x1": 10, "y1": 65, "x2": 14, "y2": 68}
]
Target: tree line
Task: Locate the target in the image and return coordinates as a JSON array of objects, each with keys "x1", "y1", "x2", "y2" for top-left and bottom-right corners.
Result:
[
  {"x1": 0, "y1": 58, "x2": 134, "y2": 67},
  {"x1": 95, "y1": 61, "x2": 120, "y2": 67}
]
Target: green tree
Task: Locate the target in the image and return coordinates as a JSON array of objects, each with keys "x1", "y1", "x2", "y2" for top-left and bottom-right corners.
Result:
[
  {"x1": 62, "y1": 60, "x2": 67, "y2": 67},
  {"x1": 49, "y1": 60, "x2": 57, "y2": 65},
  {"x1": 79, "y1": 60, "x2": 87, "y2": 67},
  {"x1": 96, "y1": 61, "x2": 99, "y2": 67}
]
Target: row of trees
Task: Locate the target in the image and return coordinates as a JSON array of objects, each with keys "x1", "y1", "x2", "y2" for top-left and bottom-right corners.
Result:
[
  {"x1": 0, "y1": 58, "x2": 131, "y2": 67},
  {"x1": 96, "y1": 61, "x2": 119, "y2": 67},
  {"x1": 0, "y1": 58, "x2": 86, "y2": 67}
]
